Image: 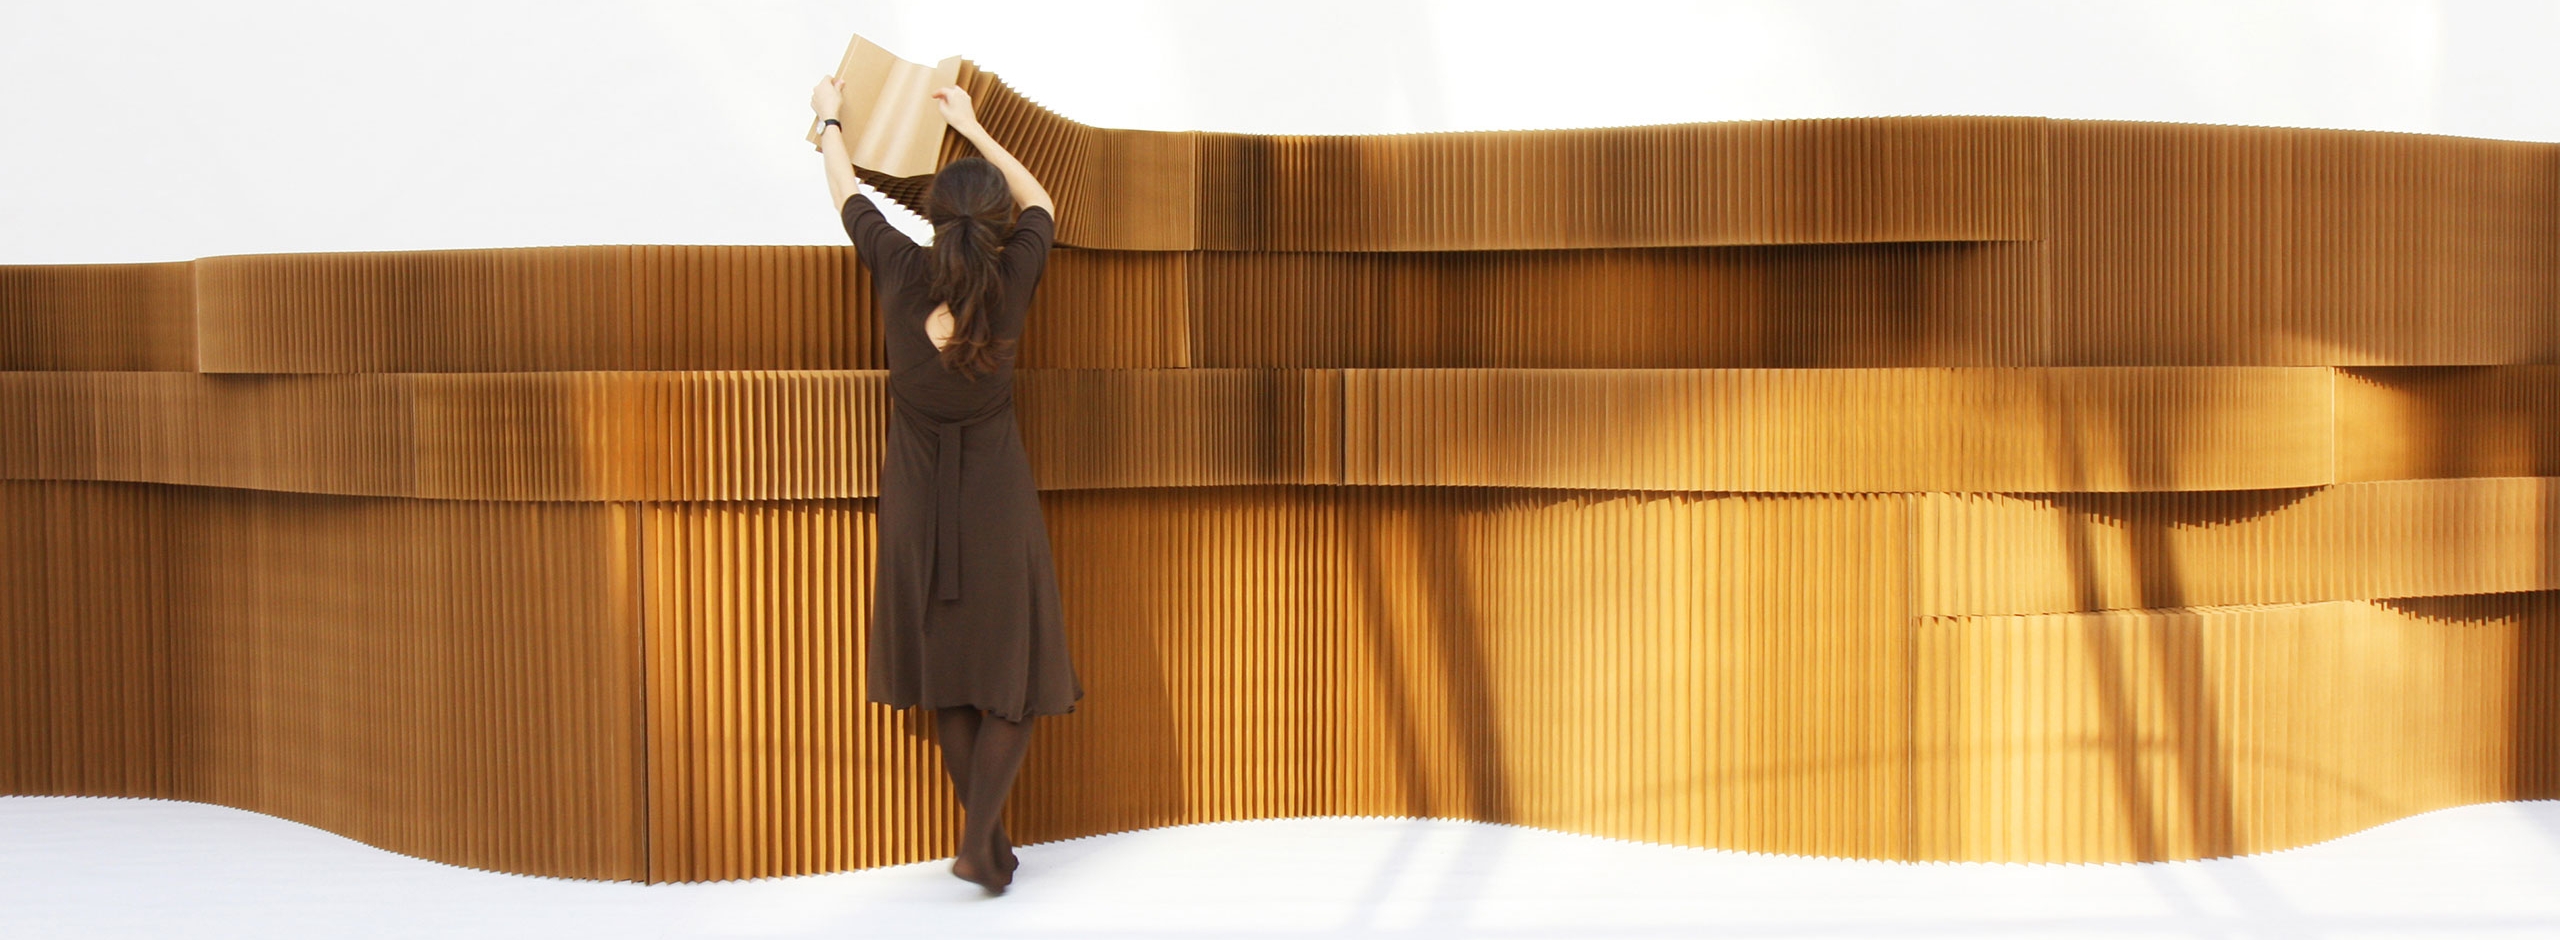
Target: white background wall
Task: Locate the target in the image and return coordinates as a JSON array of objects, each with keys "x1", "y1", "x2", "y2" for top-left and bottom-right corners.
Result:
[{"x1": 3, "y1": 0, "x2": 2555, "y2": 264}]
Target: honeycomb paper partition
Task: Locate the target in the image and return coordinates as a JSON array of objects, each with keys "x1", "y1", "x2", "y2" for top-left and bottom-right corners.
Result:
[
  {"x1": 3, "y1": 39, "x2": 2558, "y2": 881},
  {"x1": 801, "y1": 35, "x2": 962, "y2": 176}
]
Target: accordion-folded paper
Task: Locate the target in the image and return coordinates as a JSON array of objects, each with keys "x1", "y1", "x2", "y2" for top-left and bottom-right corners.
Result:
[{"x1": 4, "y1": 35, "x2": 2557, "y2": 881}]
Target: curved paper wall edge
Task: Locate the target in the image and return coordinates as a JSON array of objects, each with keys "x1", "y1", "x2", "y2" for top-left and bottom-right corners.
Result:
[{"x1": 3, "y1": 36, "x2": 2557, "y2": 882}]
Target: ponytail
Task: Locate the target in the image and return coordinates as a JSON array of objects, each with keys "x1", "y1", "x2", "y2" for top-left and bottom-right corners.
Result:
[{"x1": 924, "y1": 157, "x2": 1019, "y2": 378}]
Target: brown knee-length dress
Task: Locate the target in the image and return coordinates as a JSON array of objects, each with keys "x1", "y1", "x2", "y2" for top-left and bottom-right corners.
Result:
[{"x1": 842, "y1": 193, "x2": 1082, "y2": 722}]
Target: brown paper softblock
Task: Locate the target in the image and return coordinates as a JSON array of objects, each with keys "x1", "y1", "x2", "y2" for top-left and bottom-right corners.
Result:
[
  {"x1": 16, "y1": 48, "x2": 2550, "y2": 377},
  {"x1": 97, "y1": 211, "x2": 2560, "y2": 376},
  {"x1": 0, "y1": 481, "x2": 645, "y2": 880},
  {"x1": 2049, "y1": 120, "x2": 2560, "y2": 366},
  {"x1": 2336, "y1": 366, "x2": 2560, "y2": 480},
  {"x1": 1176, "y1": 242, "x2": 2044, "y2": 369},
  {"x1": 1013, "y1": 369, "x2": 1343, "y2": 489},
  {"x1": 1909, "y1": 478, "x2": 2560, "y2": 617},
  {"x1": 926, "y1": 60, "x2": 2042, "y2": 251},
  {"x1": 0, "y1": 262, "x2": 196, "y2": 371},
  {"x1": 0, "y1": 371, "x2": 888, "y2": 500},
  {"x1": 12, "y1": 34, "x2": 2560, "y2": 880},
  {"x1": 638, "y1": 486, "x2": 1918, "y2": 879},
  {"x1": 1912, "y1": 596, "x2": 2559, "y2": 862},
  {"x1": 1343, "y1": 367, "x2": 2333, "y2": 492},
  {"x1": 0, "y1": 366, "x2": 2367, "y2": 499},
  {"x1": 5, "y1": 480, "x2": 2556, "y2": 878},
  {"x1": 176, "y1": 243, "x2": 2035, "y2": 373},
  {"x1": 84, "y1": 482, "x2": 2503, "y2": 878},
  {"x1": 191, "y1": 247, "x2": 877, "y2": 373},
  {"x1": 804, "y1": 35, "x2": 961, "y2": 177}
]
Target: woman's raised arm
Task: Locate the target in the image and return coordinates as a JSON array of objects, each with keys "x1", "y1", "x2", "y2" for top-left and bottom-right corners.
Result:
[
  {"x1": 810, "y1": 77, "x2": 861, "y2": 213},
  {"x1": 931, "y1": 86, "x2": 1055, "y2": 216}
]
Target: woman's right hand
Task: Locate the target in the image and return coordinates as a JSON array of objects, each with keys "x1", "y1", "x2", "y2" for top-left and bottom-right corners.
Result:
[
  {"x1": 931, "y1": 85, "x2": 981, "y2": 133},
  {"x1": 811, "y1": 76, "x2": 844, "y2": 120}
]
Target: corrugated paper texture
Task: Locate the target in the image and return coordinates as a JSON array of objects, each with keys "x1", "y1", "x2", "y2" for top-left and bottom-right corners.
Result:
[
  {"x1": 0, "y1": 481, "x2": 644, "y2": 879},
  {"x1": 803, "y1": 35, "x2": 961, "y2": 176},
  {"x1": 912, "y1": 62, "x2": 2046, "y2": 251},
  {"x1": 0, "y1": 262, "x2": 196, "y2": 371},
  {"x1": 1913, "y1": 595, "x2": 2558, "y2": 862},
  {"x1": 5, "y1": 37, "x2": 2560, "y2": 880}
]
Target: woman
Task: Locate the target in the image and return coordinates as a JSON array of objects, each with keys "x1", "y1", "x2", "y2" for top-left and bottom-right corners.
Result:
[{"x1": 811, "y1": 76, "x2": 1082, "y2": 894}]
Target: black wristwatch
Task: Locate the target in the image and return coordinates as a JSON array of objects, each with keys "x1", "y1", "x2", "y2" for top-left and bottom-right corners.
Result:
[{"x1": 821, "y1": 118, "x2": 842, "y2": 132}]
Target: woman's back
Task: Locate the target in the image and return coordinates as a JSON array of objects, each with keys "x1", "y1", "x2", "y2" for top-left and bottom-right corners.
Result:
[{"x1": 841, "y1": 196, "x2": 1054, "y2": 419}]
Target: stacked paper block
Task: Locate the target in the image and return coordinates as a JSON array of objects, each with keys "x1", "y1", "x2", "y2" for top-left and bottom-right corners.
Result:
[{"x1": 4, "y1": 40, "x2": 2558, "y2": 880}]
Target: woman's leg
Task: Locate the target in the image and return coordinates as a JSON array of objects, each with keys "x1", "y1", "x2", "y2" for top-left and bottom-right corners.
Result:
[
  {"x1": 932, "y1": 706, "x2": 1016, "y2": 874},
  {"x1": 932, "y1": 705, "x2": 979, "y2": 793},
  {"x1": 953, "y1": 713, "x2": 1037, "y2": 889}
]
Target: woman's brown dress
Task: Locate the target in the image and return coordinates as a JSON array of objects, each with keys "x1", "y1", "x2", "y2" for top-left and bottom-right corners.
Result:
[{"x1": 842, "y1": 193, "x2": 1082, "y2": 723}]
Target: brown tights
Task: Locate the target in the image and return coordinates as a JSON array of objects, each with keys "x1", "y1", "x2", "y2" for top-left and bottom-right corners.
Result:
[{"x1": 934, "y1": 705, "x2": 1035, "y2": 891}]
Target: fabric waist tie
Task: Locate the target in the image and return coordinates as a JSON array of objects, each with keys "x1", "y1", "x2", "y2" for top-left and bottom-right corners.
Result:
[{"x1": 895, "y1": 394, "x2": 1009, "y2": 603}]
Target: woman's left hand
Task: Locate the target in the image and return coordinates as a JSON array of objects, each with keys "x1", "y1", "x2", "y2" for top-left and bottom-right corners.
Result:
[
  {"x1": 810, "y1": 76, "x2": 844, "y2": 120},
  {"x1": 931, "y1": 85, "x2": 981, "y2": 133}
]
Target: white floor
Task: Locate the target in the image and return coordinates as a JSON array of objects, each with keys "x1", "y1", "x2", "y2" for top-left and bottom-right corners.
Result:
[{"x1": 5, "y1": 797, "x2": 2560, "y2": 939}]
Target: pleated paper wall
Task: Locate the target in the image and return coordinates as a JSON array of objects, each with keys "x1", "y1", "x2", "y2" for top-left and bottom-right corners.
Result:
[{"x1": 3, "y1": 37, "x2": 2557, "y2": 879}]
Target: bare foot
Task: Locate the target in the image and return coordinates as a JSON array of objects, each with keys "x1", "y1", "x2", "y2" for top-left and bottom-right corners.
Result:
[{"x1": 951, "y1": 851, "x2": 1007, "y2": 894}]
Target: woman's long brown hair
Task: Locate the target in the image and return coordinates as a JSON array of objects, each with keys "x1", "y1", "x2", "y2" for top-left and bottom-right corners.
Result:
[{"x1": 924, "y1": 157, "x2": 1018, "y2": 378}]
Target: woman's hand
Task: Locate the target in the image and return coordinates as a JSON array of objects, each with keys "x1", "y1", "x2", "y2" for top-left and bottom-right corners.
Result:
[
  {"x1": 810, "y1": 76, "x2": 844, "y2": 120},
  {"x1": 931, "y1": 85, "x2": 981, "y2": 133},
  {"x1": 926, "y1": 83, "x2": 1051, "y2": 213}
]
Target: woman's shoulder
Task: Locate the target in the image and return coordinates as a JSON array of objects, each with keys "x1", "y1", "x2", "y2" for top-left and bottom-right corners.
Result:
[
  {"x1": 842, "y1": 191, "x2": 926, "y2": 265},
  {"x1": 1010, "y1": 205, "x2": 1054, "y2": 243}
]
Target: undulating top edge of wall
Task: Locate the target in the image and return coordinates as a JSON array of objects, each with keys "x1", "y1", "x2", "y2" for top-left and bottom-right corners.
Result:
[
  {"x1": 923, "y1": 59, "x2": 2049, "y2": 251},
  {"x1": 8, "y1": 90, "x2": 2554, "y2": 372}
]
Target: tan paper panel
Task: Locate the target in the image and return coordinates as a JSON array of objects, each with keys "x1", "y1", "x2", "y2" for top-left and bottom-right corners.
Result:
[
  {"x1": 2049, "y1": 120, "x2": 2560, "y2": 366},
  {"x1": 0, "y1": 481, "x2": 646, "y2": 879},
  {"x1": 0, "y1": 372, "x2": 419, "y2": 497},
  {"x1": 0, "y1": 262, "x2": 197, "y2": 371},
  {"x1": 1349, "y1": 367, "x2": 2332, "y2": 492},
  {"x1": 1184, "y1": 242, "x2": 2044, "y2": 369},
  {"x1": 0, "y1": 371, "x2": 886, "y2": 501},
  {"x1": 2338, "y1": 366, "x2": 2560, "y2": 481},
  {"x1": 1013, "y1": 249, "x2": 1192, "y2": 368},
  {"x1": 1911, "y1": 478, "x2": 2560, "y2": 616},
  {"x1": 182, "y1": 242, "x2": 2044, "y2": 373},
  {"x1": 636, "y1": 499, "x2": 916, "y2": 879},
  {"x1": 4, "y1": 367, "x2": 2353, "y2": 498},
  {"x1": 0, "y1": 372, "x2": 100, "y2": 482},
  {"x1": 193, "y1": 247, "x2": 873, "y2": 373},
  {"x1": 805, "y1": 35, "x2": 962, "y2": 177},
  {"x1": 909, "y1": 57, "x2": 2042, "y2": 250},
  {"x1": 638, "y1": 486, "x2": 1913, "y2": 880},
  {"x1": 1015, "y1": 368, "x2": 1342, "y2": 488},
  {"x1": 1069, "y1": 127, "x2": 1200, "y2": 252},
  {"x1": 0, "y1": 481, "x2": 180, "y2": 799},
  {"x1": 1186, "y1": 119, "x2": 2044, "y2": 251},
  {"x1": 1912, "y1": 596, "x2": 2558, "y2": 862},
  {"x1": 10, "y1": 480, "x2": 2554, "y2": 877}
]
